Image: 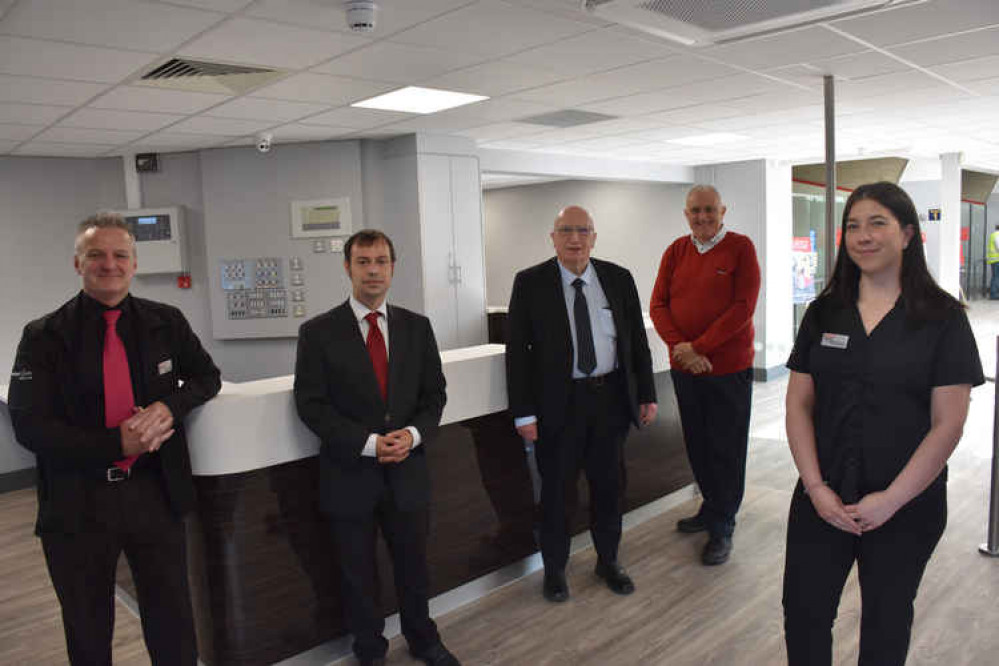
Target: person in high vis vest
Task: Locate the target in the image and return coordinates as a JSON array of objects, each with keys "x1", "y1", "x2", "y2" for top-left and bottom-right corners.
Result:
[{"x1": 989, "y1": 224, "x2": 999, "y2": 300}]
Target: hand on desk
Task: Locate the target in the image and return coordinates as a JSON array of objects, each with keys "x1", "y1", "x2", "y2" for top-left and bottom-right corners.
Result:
[
  {"x1": 377, "y1": 429, "x2": 413, "y2": 464},
  {"x1": 121, "y1": 401, "x2": 174, "y2": 455}
]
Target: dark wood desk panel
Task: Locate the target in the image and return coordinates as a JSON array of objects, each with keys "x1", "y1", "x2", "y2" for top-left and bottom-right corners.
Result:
[{"x1": 161, "y1": 373, "x2": 688, "y2": 665}]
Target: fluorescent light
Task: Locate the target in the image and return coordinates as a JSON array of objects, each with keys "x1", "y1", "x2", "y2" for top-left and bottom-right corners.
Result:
[
  {"x1": 666, "y1": 133, "x2": 747, "y2": 147},
  {"x1": 352, "y1": 86, "x2": 488, "y2": 114}
]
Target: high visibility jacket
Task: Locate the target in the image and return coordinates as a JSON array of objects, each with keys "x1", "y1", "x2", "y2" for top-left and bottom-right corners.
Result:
[{"x1": 988, "y1": 230, "x2": 999, "y2": 265}]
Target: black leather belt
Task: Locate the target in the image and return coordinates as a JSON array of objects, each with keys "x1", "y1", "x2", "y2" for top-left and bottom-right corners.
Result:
[
  {"x1": 89, "y1": 458, "x2": 156, "y2": 483},
  {"x1": 573, "y1": 370, "x2": 620, "y2": 388}
]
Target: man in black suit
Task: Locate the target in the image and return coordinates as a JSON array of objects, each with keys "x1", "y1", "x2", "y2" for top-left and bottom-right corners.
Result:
[
  {"x1": 8, "y1": 213, "x2": 221, "y2": 665},
  {"x1": 506, "y1": 205, "x2": 658, "y2": 603},
  {"x1": 294, "y1": 230, "x2": 460, "y2": 666}
]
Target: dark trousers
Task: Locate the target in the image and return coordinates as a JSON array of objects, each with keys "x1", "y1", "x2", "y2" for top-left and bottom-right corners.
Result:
[
  {"x1": 40, "y1": 470, "x2": 197, "y2": 666},
  {"x1": 990, "y1": 262, "x2": 999, "y2": 299},
  {"x1": 536, "y1": 373, "x2": 631, "y2": 572},
  {"x1": 331, "y1": 495, "x2": 439, "y2": 661},
  {"x1": 671, "y1": 368, "x2": 752, "y2": 537},
  {"x1": 782, "y1": 482, "x2": 946, "y2": 666}
]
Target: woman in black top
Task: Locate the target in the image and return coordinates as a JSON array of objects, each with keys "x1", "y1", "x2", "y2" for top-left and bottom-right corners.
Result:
[{"x1": 782, "y1": 182, "x2": 984, "y2": 666}]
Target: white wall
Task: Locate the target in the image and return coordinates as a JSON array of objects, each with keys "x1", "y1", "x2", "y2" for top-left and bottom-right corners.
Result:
[{"x1": 483, "y1": 179, "x2": 690, "y2": 309}]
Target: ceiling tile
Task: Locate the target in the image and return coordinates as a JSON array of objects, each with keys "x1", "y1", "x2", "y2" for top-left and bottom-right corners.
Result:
[
  {"x1": 180, "y1": 17, "x2": 369, "y2": 70},
  {"x1": 247, "y1": 0, "x2": 473, "y2": 37},
  {"x1": 312, "y1": 41, "x2": 485, "y2": 83},
  {"x1": 0, "y1": 102, "x2": 69, "y2": 125},
  {"x1": 455, "y1": 122, "x2": 548, "y2": 142},
  {"x1": 389, "y1": 1, "x2": 593, "y2": 58},
  {"x1": 423, "y1": 61, "x2": 566, "y2": 97},
  {"x1": 375, "y1": 113, "x2": 488, "y2": 133},
  {"x1": 432, "y1": 98, "x2": 558, "y2": 124},
  {"x1": 0, "y1": 36, "x2": 157, "y2": 83},
  {"x1": 14, "y1": 142, "x2": 116, "y2": 157},
  {"x1": 89, "y1": 86, "x2": 231, "y2": 114},
  {"x1": 0, "y1": 75, "x2": 108, "y2": 106},
  {"x1": 771, "y1": 51, "x2": 910, "y2": 84},
  {"x1": 262, "y1": 123, "x2": 356, "y2": 143},
  {"x1": 252, "y1": 72, "x2": 393, "y2": 105},
  {"x1": 0, "y1": 0, "x2": 223, "y2": 52},
  {"x1": 206, "y1": 97, "x2": 330, "y2": 122},
  {"x1": 169, "y1": 115, "x2": 276, "y2": 136},
  {"x1": 643, "y1": 104, "x2": 745, "y2": 125},
  {"x1": 702, "y1": 26, "x2": 867, "y2": 70},
  {"x1": 59, "y1": 108, "x2": 184, "y2": 132},
  {"x1": 127, "y1": 130, "x2": 231, "y2": 152},
  {"x1": 158, "y1": 0, "x2": 255, "y2": 11},
  {"x1": 0, "y1": 139, "x2": 19, "y2": 154},
  {"x1": 889, "y1": 26, "x2": 999, "y2": 67},
  {"x1": 837, "y1": 70, "x2": 952, "y2": 101},
  {"x1": 0, "y1": 123, "x2": 40, "y2": 141},
  {"x1": 32, "y1": 126, "x2": 146, "y2": 145},
  {"x1": 502, "y1": 26, "x2": 674, "y2": 77},
  {"x1": 930, "y1": 55, "x2": 999, "y2": 83},
  {"x1": 301, "y1": 105, "x2": 411, "y2": 129},
  {"x1": 830, "y1": 0, "x2": 999, "y2": 47}
]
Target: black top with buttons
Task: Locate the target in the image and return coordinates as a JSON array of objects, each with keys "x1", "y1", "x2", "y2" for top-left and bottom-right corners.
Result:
[{"x1": 787, "y1": 296, "x2": 984, "y2": 502}]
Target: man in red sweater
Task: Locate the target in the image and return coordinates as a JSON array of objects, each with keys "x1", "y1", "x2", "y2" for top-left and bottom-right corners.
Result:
[{"x1": 650, "y1": 185, "x2": 761, "y2": 565}]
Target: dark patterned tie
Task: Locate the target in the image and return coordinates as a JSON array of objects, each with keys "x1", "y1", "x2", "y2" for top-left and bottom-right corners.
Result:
[
  {"x1": 103, "y1": 310, "x2": 138, "y2": 471},
  {"x1": 572, "y1": 278, "x2": 597, "y2": 376},
  {"x1": 365, "y1": 311, "x2": 388, "y2": 400}
]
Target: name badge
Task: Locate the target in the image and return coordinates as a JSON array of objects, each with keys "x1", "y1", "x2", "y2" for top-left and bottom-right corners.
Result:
[
  {"x1": 157, "y1": 359, "x2": 173, "y2": 375},
  {"x1": 820, "y1": 333, "x2": 849, "y2": 349}
]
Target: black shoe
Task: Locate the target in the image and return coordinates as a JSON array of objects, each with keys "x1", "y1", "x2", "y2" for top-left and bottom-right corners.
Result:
[
  {"x1": 701, "y1": 535, "x2": 732, "y2": 565},
  {"x1": 594, "y1": 560, "x2": 635, "y2": 595},
  {"x1": 677, "y1": 513, "x2": 707, "y2": 533},
  {"x1": 357, "y1": 658, "x2": 385, "y2": 666},
  {"x1": 542, "y1": 569, "x2": 569, "y2": 602},
  {"x1": 411, "y1": 641, "x2": 461, "y2": 666}
]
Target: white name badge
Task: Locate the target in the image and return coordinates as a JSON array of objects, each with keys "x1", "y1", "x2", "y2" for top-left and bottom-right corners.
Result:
[
  {"x1": 821, "y1": 333, "x2": 850, "y2": 349},
  {"x1": 158, "y1": 359, "x2": 173, "y2": 375}
]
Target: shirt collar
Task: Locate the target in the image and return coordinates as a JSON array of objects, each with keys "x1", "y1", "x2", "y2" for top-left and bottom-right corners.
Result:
[
  {"x1": 691, "y1": 225, "x2": 727, "y2": 254},
  {"x1": 349, "y1": 295, "x2": 387, "y2": 323},
  {"x1": 79, "y1": 290, "x2": 132, "y2": 319},
  {"x1": 558, "y1": 260, "x2": 595, "y2": 287}
]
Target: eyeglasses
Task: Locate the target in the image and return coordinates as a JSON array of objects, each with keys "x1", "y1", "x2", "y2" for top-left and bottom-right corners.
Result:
[{"x1": 555, "y1": 226, "x2": 593, "y2": 236}]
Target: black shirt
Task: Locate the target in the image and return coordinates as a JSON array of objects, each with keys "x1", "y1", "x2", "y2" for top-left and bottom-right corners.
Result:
[{"x1": 787, "y1": 296, "x2": 984, "y2": 502}]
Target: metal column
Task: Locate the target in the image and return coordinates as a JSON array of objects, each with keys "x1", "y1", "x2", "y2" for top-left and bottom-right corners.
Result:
[{"x1": 980, "y1": 335, "x2": 999, "y2": 556}]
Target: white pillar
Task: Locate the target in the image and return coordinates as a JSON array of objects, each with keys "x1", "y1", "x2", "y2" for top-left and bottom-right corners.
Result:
[{"x1": 939, "y1": 151, "x2": 962, "y2": 298}]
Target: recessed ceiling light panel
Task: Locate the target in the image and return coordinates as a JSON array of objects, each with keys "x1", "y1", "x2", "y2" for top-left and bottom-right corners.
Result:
[{"x1": 351, "y1": 86, "x2": 488, "y2": 114}]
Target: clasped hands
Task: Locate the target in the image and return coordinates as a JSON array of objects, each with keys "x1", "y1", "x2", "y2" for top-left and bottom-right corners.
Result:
[
  {"x1": 120, "y1": 401, "x2": 174, "y2": 456},
  {"x1": 807, "y1": 483, "x2": 901, "y2": 535},
  {"x1": 376, "y1": 429, "x2": 414, "y2": 464},
  {"x1": 672, "y1": 342, "x2": 712, "y2": 375}
]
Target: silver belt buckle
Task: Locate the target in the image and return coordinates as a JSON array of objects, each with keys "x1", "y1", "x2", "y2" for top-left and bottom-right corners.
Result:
[{"x1": 106, "y1": 466, "x2": 130, "y2": 482}]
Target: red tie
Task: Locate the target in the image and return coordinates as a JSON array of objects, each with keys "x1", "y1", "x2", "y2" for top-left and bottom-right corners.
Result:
[
  {"x1": 365, "y1": 311, "x2": 388, "y2": 401},
  {"x1": 103, "y1": 310, "x2": 138, "y2": 471}
]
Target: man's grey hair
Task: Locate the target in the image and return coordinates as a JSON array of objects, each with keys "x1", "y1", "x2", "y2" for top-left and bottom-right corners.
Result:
[
  {"x1": 686, "y1": 184, "x2": 723, "y2": 206},
  {"x1": 74, "y1": 212, "x2": 136, "y2": 256}
]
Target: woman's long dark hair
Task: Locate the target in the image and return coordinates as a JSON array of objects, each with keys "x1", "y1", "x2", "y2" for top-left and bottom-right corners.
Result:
[{"x1": 820, "y1": 181, "x2": 962, "y2": 322}]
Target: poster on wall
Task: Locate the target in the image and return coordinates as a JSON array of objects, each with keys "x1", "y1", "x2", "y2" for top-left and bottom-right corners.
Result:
[{"x1": 792, "y1": 236, "x2": 817, "y2": 304}]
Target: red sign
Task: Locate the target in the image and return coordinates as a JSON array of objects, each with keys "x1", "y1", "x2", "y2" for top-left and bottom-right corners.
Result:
[{"x1": 792, "y1": 237, "x2": 812, "y2": 252}]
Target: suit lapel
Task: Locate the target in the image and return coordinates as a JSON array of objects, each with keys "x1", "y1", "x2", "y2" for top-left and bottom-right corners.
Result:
[
  {"x1": 545, "y1": 258, "x2": 574, "y2": 376},
  {"x1": 591, "y1": 259, "x2": 625, "y2": 364},
  {"x1": 386, "y1": 305, "x2": 405, "y2": 412}
]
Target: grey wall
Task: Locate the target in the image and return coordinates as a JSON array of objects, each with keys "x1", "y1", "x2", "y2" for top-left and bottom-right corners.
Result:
[{"x1": 483, "y1": 179, "x2": 690, "y2": 309}]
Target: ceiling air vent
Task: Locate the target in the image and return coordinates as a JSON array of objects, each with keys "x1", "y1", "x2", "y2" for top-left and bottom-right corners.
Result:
[
  {"x1": 518, "y1": 109, "x2": 618, "y2": 128},
  {"x1": 137, "y1": 58, "x2": 285, "y2": 95},
  {"x1": 581, "y1": 0, "x2": 929, "y2": 47}
]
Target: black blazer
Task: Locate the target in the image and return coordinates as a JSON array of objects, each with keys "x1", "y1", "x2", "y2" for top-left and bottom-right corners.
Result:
[
  {"x1": 293, "y1": 300, "x2": 446, "y2": 517},
  {"x1": 506, "y1": 257, "x2": 656, "y2": 436},
  {"x1": 8, "y1": 292, "x2": 221, "y2": 534}
]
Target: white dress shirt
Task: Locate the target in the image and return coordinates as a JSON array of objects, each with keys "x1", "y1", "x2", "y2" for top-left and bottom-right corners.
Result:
[
  {"x1": 691, "y1": 225, "x2": 727, "y2": 254},
  {"x1": 349, "y1": 296, "x2": 421, "y2": 457}
]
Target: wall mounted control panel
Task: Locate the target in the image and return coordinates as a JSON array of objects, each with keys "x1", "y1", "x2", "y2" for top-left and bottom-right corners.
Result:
[{"x1": 220, "y1": 258, "x2": 289, "y2": 320}]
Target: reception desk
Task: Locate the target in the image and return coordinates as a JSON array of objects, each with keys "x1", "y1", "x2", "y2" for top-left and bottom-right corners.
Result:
[{"x1": 3, "y1": 326, "x2": 692, "y2": 666}]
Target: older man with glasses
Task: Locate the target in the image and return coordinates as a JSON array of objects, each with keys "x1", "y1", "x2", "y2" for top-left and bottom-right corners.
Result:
[{"x1": 506, "y1": 205, "x2": 658, "y2": 604}]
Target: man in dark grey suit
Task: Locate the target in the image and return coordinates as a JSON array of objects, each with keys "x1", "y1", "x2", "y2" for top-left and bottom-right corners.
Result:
[
  {"x1": 293, "y1": 230, "x2": 459, "y2": 666},
  {"x1": 506, "y1": 205, "x2": 658, "y2": 603}
]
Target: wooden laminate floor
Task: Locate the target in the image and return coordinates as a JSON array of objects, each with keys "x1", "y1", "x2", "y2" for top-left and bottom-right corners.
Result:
[{"x1": 2, "y1": 300, "x2": 998, "y2": 666}]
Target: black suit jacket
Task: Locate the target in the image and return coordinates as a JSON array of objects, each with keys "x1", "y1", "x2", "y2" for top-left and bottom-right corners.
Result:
[
  {"x1": 293, "y1": 300, "x2": 446, "y2": 517},
  {"x1": 8, "y1": 292, "x2": 221, "y2": 534},
  {"x1": 506, "y1": 257, "x2": 656, "y2": 436}
]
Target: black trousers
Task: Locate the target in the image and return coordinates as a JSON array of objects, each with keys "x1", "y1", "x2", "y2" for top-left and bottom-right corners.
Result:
[
  {"x1": 331, "y1": 494, "x2": 439, "y2": 661},
  {"x1": 40, "y1": 469, "x2": 197, "y2": 666},
  {"x1": 671, "y1": 368, "x2": 752, "y2": 537},
  {"x1": 536, "y1": 373, "x2": 631, "y2": 572},
  {"x1": 782, "y1": 481, "x2": 946, "y2": 666}
]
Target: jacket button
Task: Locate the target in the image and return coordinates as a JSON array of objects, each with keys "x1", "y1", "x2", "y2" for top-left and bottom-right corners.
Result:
[{"x1": 384, "y1": 413, "x2": 391, "y2": 423}]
